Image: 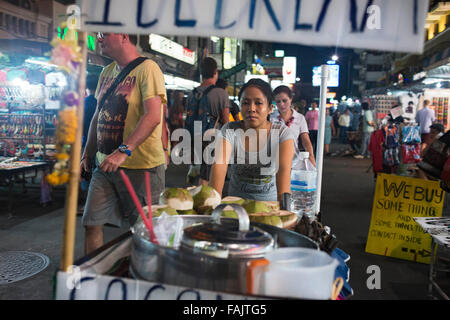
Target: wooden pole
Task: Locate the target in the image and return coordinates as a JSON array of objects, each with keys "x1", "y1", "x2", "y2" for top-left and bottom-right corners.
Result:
[{"x1": 60, "y1": 31, "x2": 88, "y2": 272}]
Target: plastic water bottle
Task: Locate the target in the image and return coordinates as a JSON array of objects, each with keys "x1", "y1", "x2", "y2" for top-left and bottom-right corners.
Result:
[{"x1": 291, "y1": 152, "x2": 317, "y2": 220}]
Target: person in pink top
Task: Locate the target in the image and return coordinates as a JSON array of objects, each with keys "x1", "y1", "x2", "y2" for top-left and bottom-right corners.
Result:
[{"x1": 305, "y1": 101, "x2": 319, "y2": 154}]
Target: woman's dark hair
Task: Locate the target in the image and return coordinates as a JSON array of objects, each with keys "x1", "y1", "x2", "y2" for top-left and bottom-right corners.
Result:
[
  {"x1": 273, "y1": 85, "x2": 293, "y2": 99},
  {"x1": 361, "y1": 102, "x2": 369, "y2": 110},
  {"x1": 238, "y1": 78, "x2": 273, "y2": 104}
]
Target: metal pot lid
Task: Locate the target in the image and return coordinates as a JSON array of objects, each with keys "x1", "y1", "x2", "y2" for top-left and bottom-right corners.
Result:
[{"x1": 180, "y1": 204, "x2": 274, "y2": 258}]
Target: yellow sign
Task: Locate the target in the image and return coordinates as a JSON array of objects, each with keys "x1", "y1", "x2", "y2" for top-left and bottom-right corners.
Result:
[{"x1": 365, "y1": 173, "x2": 444, "y2": 264}]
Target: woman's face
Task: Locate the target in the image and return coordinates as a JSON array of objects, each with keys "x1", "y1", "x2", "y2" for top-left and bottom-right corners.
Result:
[
  {"x1": 240, "y1": 86, "x2": 272, "y2": 129},
  {"x1": 274, "y1": 92, "x2": 292, "y2": 114}
]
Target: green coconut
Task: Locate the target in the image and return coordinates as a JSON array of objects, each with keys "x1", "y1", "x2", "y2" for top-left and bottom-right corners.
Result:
[
  {"x1": 249, "y1": 214, "x2": 283, "y2": 228},
  {"x1": 160, "y1": 188, "x2": 193, "y2": 211},
  {"x1": 192, "y1": 185, "x2": 221, "y2": 214},
  {"x1": 222, "y1": 210, "x2": 239, "y2": 219},
  {"x1": 143, "y1": 205, "x2": 178, "y2": 218},
  {"x1": 154, "y1": 207, "x2": 178, "y2": 217},
  {"x1": 242, "y1": 200, "x2": 272, "y2": 214},
  {"x1": 221, "y1": 196, "x2": 245, "y2": 206},
  {"x1": 279, "y1": 211, "x2": 298, "y2": 229},
  {"x1": 178, "y1": 209, "x2": 197, "y2": 215}
]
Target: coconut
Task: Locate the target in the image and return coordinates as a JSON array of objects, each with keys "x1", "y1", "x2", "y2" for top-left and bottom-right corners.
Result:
[
  {"x1": 222, "y1": 210, "x2": 239, "y2": 219},
  {"x1": 178, "y1": 209, "x2": 197, "y2": 215},
  {"x1": 143, "y1": 205, "x2": 178, "y2": 218},
  {"x1": 160, "y1": 188, "x2": 193, "y2": 211},
  {"x1": 192, "y1": 185, "x2": 221, "y2": 214},
  {"x1": 242, "y1": 200, "x2": 272, "y2": 214},
  {"x1": 218, "y1": 205, "x2": 239, "y2": 219},
  {"x1": 247, "y1": 209, "x2": 298, "y2": 229},
  {"x1": 221, "y1": 196, "x2": 245, "y2": 206},
  {"x1": 279, "y1": 210, "x2": 299, "y2": 229}
]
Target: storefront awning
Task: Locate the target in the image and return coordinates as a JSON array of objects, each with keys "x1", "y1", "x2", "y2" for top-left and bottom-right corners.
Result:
[
  {"x1": 392, "y1": 54, "x2": 420, "y2": 74},
  {"x1": 424, "y1": 47, "x2": 450, "y2": 70},
  {"x1": 426, "y1": 64, "x2": 450, "y2": 79}
]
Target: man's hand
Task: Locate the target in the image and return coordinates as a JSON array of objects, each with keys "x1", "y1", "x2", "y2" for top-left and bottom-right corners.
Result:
[
  {"x1": 81, "y1": 157, "x2": 90, "y2": 172},
  {"x1": 99, "y1": 150, "x2": 128, "y2": 173}
]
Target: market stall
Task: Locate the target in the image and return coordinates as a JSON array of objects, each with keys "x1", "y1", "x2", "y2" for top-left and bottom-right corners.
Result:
[
  {"x1": 0, "y1": 56, "x2": 67, "y2": 212},
  {"x1": 50, "y1": 0, "x2": 429, "y2": 302},
  {"x1": 423, "y1": 88, "x2": 450, "y2": 131},
  {"x1": 0, "y1": 157, "x2": 49, "y2": 215}
]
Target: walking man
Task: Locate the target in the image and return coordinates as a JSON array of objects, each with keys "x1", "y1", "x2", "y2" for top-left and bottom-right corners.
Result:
[
  {"x1": 184, "y1": 57, "x2": 229, "y2": 185},
  {"x1": 354, "y1": 102, "x2": 375, "y2": 159},
  {"x1": 416, "y1": 100, "x2": 436, "y2": 151},
  {"x1": 81, "y1": 33, "x2": 167, "y2": 254}
]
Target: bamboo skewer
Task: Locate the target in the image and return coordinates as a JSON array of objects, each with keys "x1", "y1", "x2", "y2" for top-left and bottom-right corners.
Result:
[{"x1": 60, "y1": 31, "x2": 88, "y2": 272}]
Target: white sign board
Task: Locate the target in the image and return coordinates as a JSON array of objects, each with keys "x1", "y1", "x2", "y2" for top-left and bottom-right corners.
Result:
[
  {"x1": 55, "y1": 271, "x2": 265, "y2": 300},
  {"x1": 313, "y1": 65, "x2": 340, "y2": 87},
  {"x1": 149, "y1": 34, "x2": 196, "y2": 65},
  {"x1": 77, "y1": 0, "x2": 429, "y2": 54},
  {"x1": 283, "y1": 57, "x2": 297, "y2": 84}
]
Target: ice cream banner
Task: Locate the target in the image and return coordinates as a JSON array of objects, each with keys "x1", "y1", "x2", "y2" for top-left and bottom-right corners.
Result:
[
  {"x1": 365, "y1": 173, "x2": 444, "y2": 264},
  {"x1": 76, "y1": 0, "x2": 429, "y2": 54}
]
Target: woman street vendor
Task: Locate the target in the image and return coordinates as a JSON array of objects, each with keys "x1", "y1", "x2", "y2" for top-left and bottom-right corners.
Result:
[{"x1": 209, "y1": 79, "x2": 295, "y2": 202}]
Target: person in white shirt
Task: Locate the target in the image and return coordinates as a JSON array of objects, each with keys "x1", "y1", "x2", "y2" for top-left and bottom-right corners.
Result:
[
  {"x1": 354, "y1": 102, "x2": 375, "y2": 159},
  {"x1": 271, "y1": 85, "x2": 316, "y2": 167},
  {"x1": 338, "y1": 108, "x2": 351, "y2": 144},
  {"x1": 415, "y1": 99, "x2": 436, "y2": 151}
]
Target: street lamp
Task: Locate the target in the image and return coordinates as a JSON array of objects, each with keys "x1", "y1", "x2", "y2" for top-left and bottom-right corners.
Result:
[{"x1": 332, "y1": 55, "x2": 339, "y2": 61}]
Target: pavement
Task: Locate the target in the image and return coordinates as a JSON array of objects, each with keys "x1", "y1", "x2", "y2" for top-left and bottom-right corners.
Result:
[{"x1": 0, "y1": 140, "x2": 448, "y2": 300}]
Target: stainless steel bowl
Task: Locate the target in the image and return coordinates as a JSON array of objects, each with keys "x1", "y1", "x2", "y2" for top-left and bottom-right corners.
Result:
[{"x1": 130, "y1": 215, "x2": 318, "y2": 295}]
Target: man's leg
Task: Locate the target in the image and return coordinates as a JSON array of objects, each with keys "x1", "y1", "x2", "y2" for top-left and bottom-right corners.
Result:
[
  {"x1": 115, "y1": 165, "x2": 166, "y2": 226},
  {"x1": 84, "y1": 225, "x2": 104, "y2": 255},
  {"x1": 360, "y1": 132, "x2": 369, "y2": 156},
  {"x1": 82, "y1": 168, "x2": 120, "y2": 255}
]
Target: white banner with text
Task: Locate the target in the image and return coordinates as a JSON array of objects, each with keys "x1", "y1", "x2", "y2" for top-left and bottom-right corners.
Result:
[{"x1": 77, "y1": 0, "x2": 429, "y2": 54}]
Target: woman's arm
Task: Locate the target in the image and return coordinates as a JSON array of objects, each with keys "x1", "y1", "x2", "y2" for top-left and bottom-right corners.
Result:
[
  {"x1": 209, "y1": 136, "x2": 232, "y2": 197},
  {"x1": 276, "y1": 139, "x2": 295, "y2": 202},
  {"x1": 300, "y1": 133, "x2": 316, "y2": 167}
]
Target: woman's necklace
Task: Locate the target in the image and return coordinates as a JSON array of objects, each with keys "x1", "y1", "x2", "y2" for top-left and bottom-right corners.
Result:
[{"x1": 278, "y1": 109, "x2": 294, "y2": 127}]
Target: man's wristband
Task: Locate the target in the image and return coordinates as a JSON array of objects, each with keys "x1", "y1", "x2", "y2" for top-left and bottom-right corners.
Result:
[{"x1": 118, "y1": 144, "x2": 132, "y2": 156}]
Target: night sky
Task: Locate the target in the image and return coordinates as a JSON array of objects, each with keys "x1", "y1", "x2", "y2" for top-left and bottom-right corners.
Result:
[{"x1": 272, "y1": 43, "x2": 357, "y2": 99}]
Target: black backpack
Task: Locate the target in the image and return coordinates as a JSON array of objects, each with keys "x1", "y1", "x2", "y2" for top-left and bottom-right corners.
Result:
[{"x1": 184, "y1": 85, "x2": 217, "y2": 136}]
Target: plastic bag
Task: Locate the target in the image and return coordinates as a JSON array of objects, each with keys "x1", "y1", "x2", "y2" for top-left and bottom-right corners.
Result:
[
  {"x1": 153, "y1": 212, "x2": 184, "y2": 248},
  {"x1": 401, "y1": 126, "x2": 421, "y2": 144},
  {"x1": 401, "y1": 144, "x2": 421, "y2": 164}
]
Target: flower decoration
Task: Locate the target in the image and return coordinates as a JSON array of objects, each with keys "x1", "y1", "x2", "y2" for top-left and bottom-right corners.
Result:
[
  {"x1": 49, "y1": 23, "x2": 82, "y2": 74},
  {"x1": 47, "y1": 99, "x2": 78, "y2": 186},
  {"x1": 45, "y1": 21, "x2": 83, "y2": 186}
]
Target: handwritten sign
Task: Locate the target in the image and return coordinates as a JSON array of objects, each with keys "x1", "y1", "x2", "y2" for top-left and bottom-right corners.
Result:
[
  {"x1": 77, "y1": 0, "x2": 428, "y2": 54},
  {"x1": 365, "y1": 173, "x2": 444, "y2": 264},
  {"x1": 55, "y1": 271, "x2": 264, "y2": 300}
]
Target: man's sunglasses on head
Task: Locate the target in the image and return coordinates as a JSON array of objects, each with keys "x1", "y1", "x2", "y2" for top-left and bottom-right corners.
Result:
[{"x1": 96, "y1": 32, "x2": 110, "y2": 40}]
